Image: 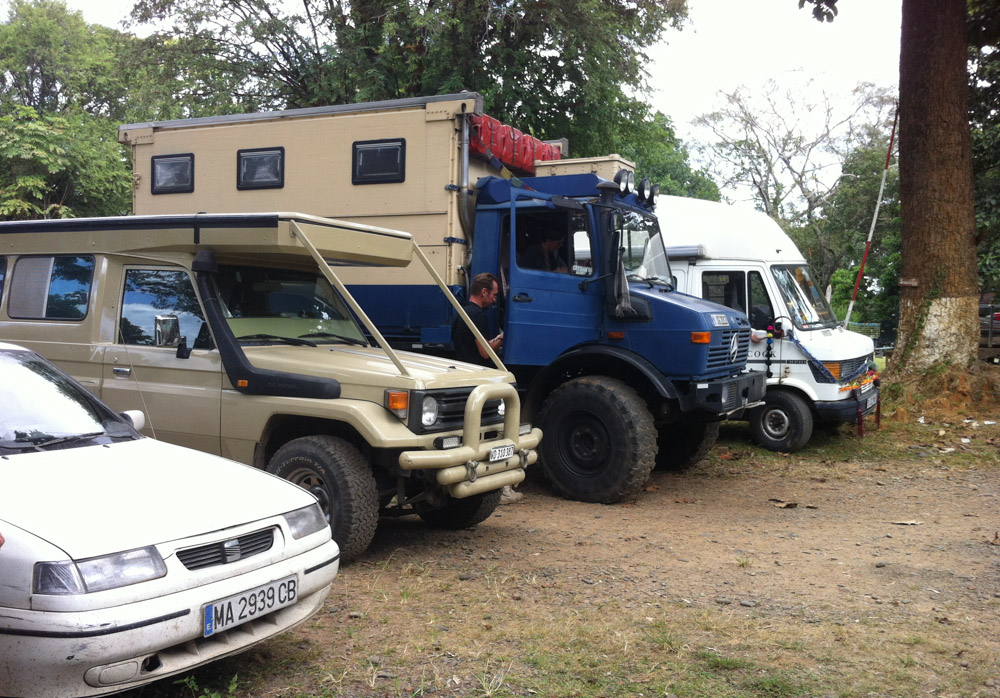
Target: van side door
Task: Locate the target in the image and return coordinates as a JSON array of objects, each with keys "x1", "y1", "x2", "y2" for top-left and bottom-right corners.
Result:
[{"x1": 101, "y1": 267, "x2": 223, "y2": 454}]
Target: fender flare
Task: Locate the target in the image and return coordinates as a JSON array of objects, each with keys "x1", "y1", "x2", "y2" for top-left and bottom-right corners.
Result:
[{"x1": 525, "y1": 344, "x2": 678, "y2": 414}]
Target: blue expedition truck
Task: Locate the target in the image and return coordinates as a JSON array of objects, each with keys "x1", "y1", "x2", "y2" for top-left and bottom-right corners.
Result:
[{"x1": 120, "y1": 92, "x2": 766, "y2": 503}]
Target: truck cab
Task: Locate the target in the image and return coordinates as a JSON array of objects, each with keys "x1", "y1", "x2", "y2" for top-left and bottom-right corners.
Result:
[{"x1": 464, "y1": 172, "x2": 763, "y2": 501}]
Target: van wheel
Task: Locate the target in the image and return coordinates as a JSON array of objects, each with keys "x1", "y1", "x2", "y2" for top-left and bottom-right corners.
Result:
[
  {"x1": 269, "y1": 436, "x2": 378, "y2": 563},
  {"x1": 656, "y1": 420, "x2": 720, "y2": 470},
  {"x1": 419, "y1": 490, "x2": 502, "y2": 529},
  {"x1": 749, "y1": 391, "x2": 814, "y2": 452},
  {"x1": 538, "y1": 376, "x2": 656, "y2": 503}
]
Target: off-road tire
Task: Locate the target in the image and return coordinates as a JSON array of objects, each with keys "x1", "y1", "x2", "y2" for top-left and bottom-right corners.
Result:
[
  {"x1": 748, "y1": 390, "x2": 814, "y2": 453},
  {"x1": 656, "y1": 420, "x2": 720, "y2": 471},
  {"x1": 419, "y1": 490, "x2": 503, "y2": 529},
  {"x1": 538, "y1": 376, "x2": 656, "y2": 503},
  {"x1": 269, "y1": 435, "x2": 379, "y2": 563}
]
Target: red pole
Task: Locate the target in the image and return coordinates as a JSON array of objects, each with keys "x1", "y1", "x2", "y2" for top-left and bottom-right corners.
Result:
[{"x1": 844, "y1": 105, "x2": 899, "y2": 325}]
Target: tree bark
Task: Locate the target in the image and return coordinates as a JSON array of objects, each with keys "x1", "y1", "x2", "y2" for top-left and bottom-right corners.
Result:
[{"x1": 894, "y1": 0, "x2": 980, "y2": 371}]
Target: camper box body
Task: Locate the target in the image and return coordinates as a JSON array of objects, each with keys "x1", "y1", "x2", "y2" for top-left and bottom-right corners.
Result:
[
  {"x1": 662, "y1": 195, "x2": 879, "y2": 451},
  {"x1": 118, "y1": 94, "x2": 766, "y2": 504}
]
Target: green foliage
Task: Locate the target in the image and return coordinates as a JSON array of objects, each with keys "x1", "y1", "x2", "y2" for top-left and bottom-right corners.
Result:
[
  {"x1": 127, "y1": 0, "x2": 689, "y2": 158},
  {"x1": 0, "y1": 105, "x2": 130, "y2": 219},
  {"x1": 618, "y1": 112, "x2": 720, "y2": 200},
  {"x1": 823, "y1": 132, "x2": 901, "y2": 329},
  {"x1": 176, "y1": 673, "x2": 241, "y2": 697},
  {"x1": 970, "y1": 1, "x2": 1000, "y2": 296}
]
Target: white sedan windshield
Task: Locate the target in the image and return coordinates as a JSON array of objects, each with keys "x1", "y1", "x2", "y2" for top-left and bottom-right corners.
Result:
[{"x1": 0, "y1": 351, "x2": 112, "y2": 444}]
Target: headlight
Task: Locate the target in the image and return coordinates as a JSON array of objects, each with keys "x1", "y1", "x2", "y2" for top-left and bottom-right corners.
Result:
[
  {"x1": 284, "y1": 503, "x2": 329, "y2": 539},
  {"x1": 497, "y1": 400, "x2": 506, "y2": 417},
  {"x1": 34, "y1": 546, "x2": 166, "y2": 595},
  {"x1": 421, "y1": 395, "x2": 440, "y2": 427}
]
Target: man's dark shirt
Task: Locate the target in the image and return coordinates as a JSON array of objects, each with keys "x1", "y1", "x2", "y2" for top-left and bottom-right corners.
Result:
[
  {"x1": 452, "y1": 300, "x2": 491, "y2": 366},
  {"x1": 519, "y1": 243, "x2": 563, "y2": 271}
]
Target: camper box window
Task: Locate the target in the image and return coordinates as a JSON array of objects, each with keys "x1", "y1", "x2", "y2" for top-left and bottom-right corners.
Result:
[
  {"x1": 151, "y1": 153, "x2": 195, "y2": 194},
  {"x1": 237, "y1": 147, "x2": 285, "y2": 190},
  {"x1": 352, "y1": 139, "x2": 405, "y2": 184}
]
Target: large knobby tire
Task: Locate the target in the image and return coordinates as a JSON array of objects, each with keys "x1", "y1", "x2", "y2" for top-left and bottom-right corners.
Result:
[
  {"x1": 538, "y1": 376, "x2": 656, "y2": 503},
  {"x1": 748, "y1": 391, "x2": 814, "y2": 453},
  {"x1": 268, "y1": 435, "x2": 379, "y2": 563},
  {"x1": 419, "y1": 489, "x2": 502, "y2": 529},
  {"x1": 656, "y1": 420, "x2": 720, "y2": 471}
]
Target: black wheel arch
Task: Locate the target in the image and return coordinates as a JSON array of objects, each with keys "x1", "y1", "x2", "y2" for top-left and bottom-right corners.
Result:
[
  {"x1": 522, "y1": 344, "x2": 678, "y2": 418},
  {"x1": 255, "y1": 414, "x2": 371, "y2": 468}
]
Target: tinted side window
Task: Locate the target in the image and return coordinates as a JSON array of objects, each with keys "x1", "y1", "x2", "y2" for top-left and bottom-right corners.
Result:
[
  {"x1": 514, "y1": 210, "x2": 590, "y2": 276},
  {"x1": 702, "y1": 271, "x2": 746, "y2": 313},
  {"x1": 8, "y1": 256, "x2": 95, "y2": 320},
  {"x1": 0, "y1": 257, "x2": 6, "y2": 305},
  {"x1": 120, "y1": 269, "x2": 212, "y2": 349}
]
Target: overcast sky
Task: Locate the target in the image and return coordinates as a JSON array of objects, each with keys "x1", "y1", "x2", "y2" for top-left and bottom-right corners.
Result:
[{"x1": 648, "y1": 2, "x2": 901, "y2": 140}]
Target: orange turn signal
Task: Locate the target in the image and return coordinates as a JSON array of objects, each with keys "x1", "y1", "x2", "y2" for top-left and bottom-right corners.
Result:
[
  {"x1": 387, "y1": 391, "x2": 409, "y2": 411},
  {"x1": 690, "y1": 331, "x2": 711, "y2": 344},
  {"x1": 607, "y1": 331, "x2": 625, "y2": 340}
]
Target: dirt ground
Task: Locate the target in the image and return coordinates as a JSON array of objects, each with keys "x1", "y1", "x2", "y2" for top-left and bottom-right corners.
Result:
[{"x1": 133, "y1": 417, "x2": 1000, "y2": 698}]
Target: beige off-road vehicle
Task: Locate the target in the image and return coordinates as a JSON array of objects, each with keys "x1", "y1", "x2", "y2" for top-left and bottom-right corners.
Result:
[{"x1": 0, "y1": 212, "x2": 540, "y2": 560}]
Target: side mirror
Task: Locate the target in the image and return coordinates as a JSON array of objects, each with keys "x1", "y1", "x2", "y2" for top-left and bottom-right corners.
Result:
[
  {"x1": 120, "y1": 410, "x2": 146, "y2": 431},
  {"x1": 154, "y1": 314, "x2": 181, "y2": 347}
]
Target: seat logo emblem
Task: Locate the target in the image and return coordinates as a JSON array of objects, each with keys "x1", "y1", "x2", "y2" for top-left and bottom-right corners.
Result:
[{"x1": 223, "y1": 539, "x2": 242, "y2": 563}]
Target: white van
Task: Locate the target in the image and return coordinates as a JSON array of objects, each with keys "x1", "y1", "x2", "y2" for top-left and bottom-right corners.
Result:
[{"x1": 662, "y1": 196, "x2": 879, "y2": 452}]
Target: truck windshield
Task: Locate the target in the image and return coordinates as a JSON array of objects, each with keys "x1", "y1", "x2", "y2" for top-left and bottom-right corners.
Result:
[
  {"x1": 212, "y1": 265, "x2": 368, "y2": 346},
  {"x1": 771, "y1": 264, "x2": 839, "y2": 330},
  {"x1": 620, "y1": 210, "x2": 672, "y2": 286}
]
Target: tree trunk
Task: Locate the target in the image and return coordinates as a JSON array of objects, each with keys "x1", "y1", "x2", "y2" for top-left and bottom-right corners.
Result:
[{"x1": 893, "y1": 0, "x2": 980, "y2": 372}]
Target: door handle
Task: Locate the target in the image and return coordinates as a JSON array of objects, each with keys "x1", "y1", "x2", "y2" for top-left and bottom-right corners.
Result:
[
  {"x1": 513, "y1": 293, "x2": 533, "y2": 303},
  {"x1": 113, "y1": 367, "x2": 132, "y2": 377}
]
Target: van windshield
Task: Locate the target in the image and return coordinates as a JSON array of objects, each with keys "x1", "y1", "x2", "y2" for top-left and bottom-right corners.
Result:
[
  {"x1": 212, "y1": 265, "x2": 368, "y2": 346},
  {"x1": 771, "y1": 264, "x2": 839, "y2": 330},
  {"x1": 620, "y1": 210, "x2": 672, "y2": 286}
]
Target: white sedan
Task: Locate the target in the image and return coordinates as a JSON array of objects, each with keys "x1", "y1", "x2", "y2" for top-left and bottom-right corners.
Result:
[{"x1": 0, "y1": 343, "x2": 340, "y2": 697}]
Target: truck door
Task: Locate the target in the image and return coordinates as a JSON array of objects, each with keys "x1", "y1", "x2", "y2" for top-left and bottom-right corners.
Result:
[
  {"x1": 700, "y1": 268, "x2": 776, "y2": 373},
  {"x1": 502, "y1": 208, "x2": 603, "y2": 366},
  {"x1": 102, "y1": 267, "x2": 223, "y2": 454}
]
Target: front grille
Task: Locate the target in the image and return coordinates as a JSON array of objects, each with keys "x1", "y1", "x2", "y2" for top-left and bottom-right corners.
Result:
[
  {"x1": 706, "y1": 329, "x2": 751, "y2": 371},
  {"x1": 808, "y1": 353, "x2": 874, "y2": 384},
  {"x1": 177, "y1": 528, "x2": 275, "y2": 571},
  {"x1": 411, "y1": 388, "x2": 505, "y2": 434}
]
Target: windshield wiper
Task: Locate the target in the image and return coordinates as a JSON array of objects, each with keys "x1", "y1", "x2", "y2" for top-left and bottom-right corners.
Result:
[
  {"x1": 235, "y1": 333, "x2": 317, "y2": 347},
  {"x1": 3, "y1": 431, "x2": 108, "y2": 451},
  {"x1": 298, "y1": 332, "x2": 368, "y2": 346},
  {"x1": 626, "y1": 275, "x2": 657, "y2": 289}
]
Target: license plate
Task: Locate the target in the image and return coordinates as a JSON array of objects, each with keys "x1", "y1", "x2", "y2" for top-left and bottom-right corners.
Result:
[
  {"x1": 490, "y1": 444, "x2": 515, "y2": 462},
  {"x1": 866, "y1": 394, "x2": 878, "y2": 409},
  {"x1": 203, "y1": 575, "x2": 297, "y2": 637}
]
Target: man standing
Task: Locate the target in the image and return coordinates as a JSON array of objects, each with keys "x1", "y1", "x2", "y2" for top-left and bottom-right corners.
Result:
[{"x1": 452, "y1": 273, "x2": 503, "y2": 366}]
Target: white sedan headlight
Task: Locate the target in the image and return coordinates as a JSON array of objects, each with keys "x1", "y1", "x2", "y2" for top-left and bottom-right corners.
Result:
[
  {"x1": 283, "y1": 503, "x2": 329, "y2": 539},
  {"x1": 33, "y1": 546, "x2": 167, "y2": 595}
]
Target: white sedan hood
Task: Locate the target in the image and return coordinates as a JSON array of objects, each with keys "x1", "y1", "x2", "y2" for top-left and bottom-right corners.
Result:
[{"x1": 1, "y1": 438, "x2": 313, "y2": 559}]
